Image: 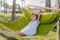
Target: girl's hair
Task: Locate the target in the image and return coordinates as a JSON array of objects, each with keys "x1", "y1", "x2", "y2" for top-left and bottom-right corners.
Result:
[{"x1": 32, "y1": 14, "x2": 38, "y2": 20}]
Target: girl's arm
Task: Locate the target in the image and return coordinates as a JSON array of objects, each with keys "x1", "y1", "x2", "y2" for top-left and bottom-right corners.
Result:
[{"x1": 37, "y1": 13, "x2": 41, "y2": 23}]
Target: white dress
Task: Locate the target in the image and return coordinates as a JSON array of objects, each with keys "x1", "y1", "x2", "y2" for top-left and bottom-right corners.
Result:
[{"x1": 20, "y1": 20, "x2": 39, "y2": 36}]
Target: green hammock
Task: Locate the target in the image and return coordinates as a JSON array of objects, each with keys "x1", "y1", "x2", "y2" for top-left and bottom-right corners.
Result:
[{"x1": 0, "y1": 8, "x2": 59, "y2": 36}]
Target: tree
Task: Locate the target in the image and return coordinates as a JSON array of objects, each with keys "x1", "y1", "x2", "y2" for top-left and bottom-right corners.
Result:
[
  {"x1": 2, "y1": 0, "x2": 9, "y2": 13},
  {"x1": 3, "y1": 2, "x2": 9, "y2": 13},
  {"x1": 16, "y1": 4, "x2": 21, "y2": 13},
  {"x1": 11, "y1": 0, "x2": 16, "y2": 21},
  {"x1": 0, "y1": 0, "x2": 2, "y2": 6},
  {"x1": 45, "y1": 0, "x2": 51, "y2": 12},
  {"x1": 0, "y1": 0, "x2": 2, "y2": 12},
  {"x1": 57, "y1": 0, "x2": 60, "y2": 39},
  {"x1": 57, "y1": 0, "x2": 60, "y2": 8},
  {"x1": 8, "y1": 6, "x2": 13, "y2": 12}
]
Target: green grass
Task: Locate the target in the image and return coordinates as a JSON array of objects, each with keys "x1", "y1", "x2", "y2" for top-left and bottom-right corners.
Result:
[{"x1": 0, "y1": 13, "x2": 22, "y2": 21}]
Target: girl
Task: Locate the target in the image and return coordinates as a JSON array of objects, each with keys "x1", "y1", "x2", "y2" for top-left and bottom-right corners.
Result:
[
  {"x1": 16, "y1": 12, "x2": 40, "y2": 36},
  {"x1": 2, "y1": 12, "x2": 41, "y2": 36}
]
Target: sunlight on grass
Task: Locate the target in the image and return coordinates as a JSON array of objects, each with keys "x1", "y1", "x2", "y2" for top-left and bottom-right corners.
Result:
[
  {"x1": 0, "y1": 13, "x2": 23, "y2": 21},
  {"x1": 0, "y1": 13, "x2": 22, "y2": 17}
]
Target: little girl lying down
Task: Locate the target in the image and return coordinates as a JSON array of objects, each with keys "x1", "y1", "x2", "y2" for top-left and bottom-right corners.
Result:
[{"x1": 1, "y1": 12, "x2": 41, "y2": 36}]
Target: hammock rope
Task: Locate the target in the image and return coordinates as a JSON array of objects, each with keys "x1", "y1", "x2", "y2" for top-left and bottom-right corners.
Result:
[{"x1": 28, "y1": 5, "x2": 60, "y2": 11}]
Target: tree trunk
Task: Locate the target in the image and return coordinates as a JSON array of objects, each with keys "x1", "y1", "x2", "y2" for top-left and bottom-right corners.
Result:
[
  {"x1": 6, "y1": 0, "x2": 7, "y2": 13},
  {"x1": 11, "y1": 0, "x2": 16, "y2": 21},
  {"x1": 3, "y1": 0, "x2": 7, "y2": 14},
  {"x1": 3, "y1": 0, "x2": 6, "y2": 13},
  {"x1": 57, "y1": 0, "x2": 60, "y2": 39},
  {"x1": 45, "y1": 0, "x2": 51, "y2": 12},
  {"x1": 57, "y1": 0, "x2": 60, "y2": 8}
]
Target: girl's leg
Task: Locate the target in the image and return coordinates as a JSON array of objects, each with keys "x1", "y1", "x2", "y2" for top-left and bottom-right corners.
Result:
[
  {"x1": 16, "y1": 33, "x2": 26, "y2": 36},
  {"x1": 1, "y1": 29, "x2": 26, "y2": 36}
]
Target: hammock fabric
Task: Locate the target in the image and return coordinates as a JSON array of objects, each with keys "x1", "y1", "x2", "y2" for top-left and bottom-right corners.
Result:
[{"x1": 0, "y1": 8, "x2": 60, "y2": 36}]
